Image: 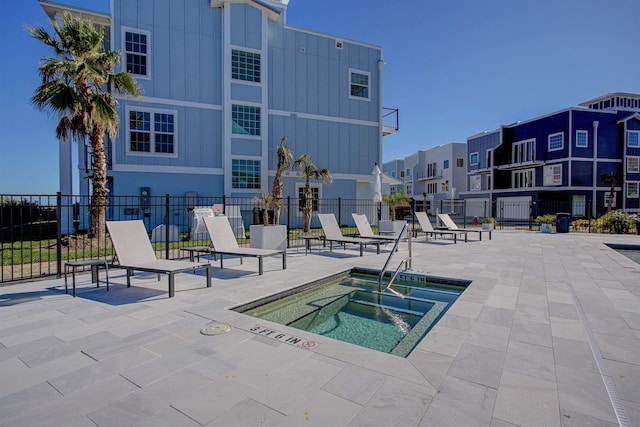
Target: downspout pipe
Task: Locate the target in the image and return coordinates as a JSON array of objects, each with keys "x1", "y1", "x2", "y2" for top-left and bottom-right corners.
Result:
[{"x1": 592, "y1": 121, "x2": 599, "y2": 217}]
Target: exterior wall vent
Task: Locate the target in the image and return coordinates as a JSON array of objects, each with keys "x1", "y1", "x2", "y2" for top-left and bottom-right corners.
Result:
[{"x1": 335, "y1": 40, "x2": 343, "y2": 49}]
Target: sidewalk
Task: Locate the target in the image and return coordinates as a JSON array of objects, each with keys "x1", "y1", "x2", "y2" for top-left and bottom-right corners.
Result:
[{"x1": 0, "y1": 231, "x2": 638, "y2": 426}]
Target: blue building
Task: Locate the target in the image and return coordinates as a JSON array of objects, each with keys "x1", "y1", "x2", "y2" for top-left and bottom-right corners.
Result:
[
  {"x1": 462, "y1": 93, "x2": 640, "y2": 218},
  {"x1": 42, "y1": 0, "x2": 396, "y2": 206}
]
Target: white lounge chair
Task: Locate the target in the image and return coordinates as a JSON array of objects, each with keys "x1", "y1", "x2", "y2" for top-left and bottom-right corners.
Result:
[
  {"x1": 203, "y1": 216, "x2": 286, "y2": 275},
  {"x1": 106, "y1": 220, "x2": 211, "y2": 298},
  {"x1": 317, "y1": 213, "x2": 380, "y2": 256},
  {"x1": 437, "y1": 213, "x2": 492, "y2": 240},
  {"x1": 414, "y1": 211, "x2": 465, "y2": 243},
  {"x1": 351, "y1": 213, "x2": 396, "y2": 242}
]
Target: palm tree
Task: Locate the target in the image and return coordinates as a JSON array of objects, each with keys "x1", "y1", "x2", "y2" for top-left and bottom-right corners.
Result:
[
  {"x1": 29, "y1": 12, "x2": 141, "y2": 240},
  {"x1": 294, "y1": 154, "x2": 333, "y2": 232},
  {"x1": 271, "y1": 136, "x2": 293, "y2": 225},
  {"x1": 600, "y1": 171, "x2": 623, "y2": 213},
  {"x1": 254, "y1": 190, "x2": 281, "y2": 225}
]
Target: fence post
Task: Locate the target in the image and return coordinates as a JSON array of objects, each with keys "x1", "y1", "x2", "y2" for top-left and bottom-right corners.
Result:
[
  {"x1": 462, "y1": 200, "x2": 467, "y2": 227},
  {"x1": 338, "y1": 197, "x2": 342, "y2": 226},
  {"x1": 529, "y1": 201, "x2": 533, "y2": 231},
  {"x1": 165, "y1": 194, "x2": 170, "y2": 260},
  {"x1": 56, "y1": 192, "x2": 62, "y2": 278},
  {"x1": 588, "y1": 199, "x2": 592, "y2": 233},
  {"x1": 286, "y1": 196, "x2": 290, "y2": 247}
]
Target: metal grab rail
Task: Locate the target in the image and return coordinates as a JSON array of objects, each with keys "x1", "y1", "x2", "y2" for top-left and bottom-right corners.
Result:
[{"x1": 377, "y1": 222, "x2": 410, "y2": 291}]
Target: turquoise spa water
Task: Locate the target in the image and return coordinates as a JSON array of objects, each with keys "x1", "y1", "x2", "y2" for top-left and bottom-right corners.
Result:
[{"x1": 234, "y1": 271, "x2": 468, "y2": 357}]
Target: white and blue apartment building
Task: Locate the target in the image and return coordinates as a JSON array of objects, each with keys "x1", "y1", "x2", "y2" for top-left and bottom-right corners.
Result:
[
  {"x1": 383, "y1": 143, "x2": 467, "y2": 211},
  {"x1": 41, "y1": 0, "x2": 396, "y2": 219},
  {"x1": 462, "y1": 92, "x2": 640, "y2": 218}
]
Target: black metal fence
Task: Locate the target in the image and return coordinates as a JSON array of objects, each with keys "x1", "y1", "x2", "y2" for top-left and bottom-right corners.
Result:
[{"x1": 0, "y1": 193, "x2": 628, "y2": 284}]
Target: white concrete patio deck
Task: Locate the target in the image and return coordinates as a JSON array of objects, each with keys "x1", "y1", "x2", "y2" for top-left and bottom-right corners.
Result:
[{"x1": 0, "y1": 230, "x2": 639, "y2": 426}]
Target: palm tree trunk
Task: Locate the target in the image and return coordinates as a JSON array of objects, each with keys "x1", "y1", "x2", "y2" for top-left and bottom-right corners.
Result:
[
  {"x1": 88, "y1": 127, "x2": 108, "y2": 246},
  {"x1": 303, "y1": 181, "x2": 312, "y2": 232},
  {"x1": 272, "y1": 175, "x2": 283, "y2": 225}
]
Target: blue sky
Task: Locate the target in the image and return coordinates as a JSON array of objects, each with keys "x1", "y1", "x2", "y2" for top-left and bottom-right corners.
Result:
[{"x1": 2, "y1": 0, "x2": 639, "y2": 194}]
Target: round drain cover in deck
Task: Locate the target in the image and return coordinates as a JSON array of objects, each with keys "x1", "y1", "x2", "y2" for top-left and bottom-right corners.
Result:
[{"x1": 200, "y1": 323, "x2": 231, "y2": 336}]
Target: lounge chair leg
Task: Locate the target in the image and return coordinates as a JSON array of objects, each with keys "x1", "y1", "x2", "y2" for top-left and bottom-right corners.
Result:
[
  {"x1": 206, "y1": 265, "x2": 211, "y2": 288},
  {"x1": 282, "y1": 253, "x2": 287, "y2": 270},
  {"x1": 258, "y1": 257, "x2": 263, "y2": 275},
  {"x1": 127, "y1": 269, "x2": 132, "y2": 288},
  {"x1": 376, "y1": 242, "x2": 380, "y2": 254},
  {"x1": 359, "y1": 243, "x2": 363, "y2": 256},
  {"x1": 220, "y1": 254, "x2": 224, "y2": 269},
  {"x1": 168, "y1": 273, "x2": 175, "y2": 298}
]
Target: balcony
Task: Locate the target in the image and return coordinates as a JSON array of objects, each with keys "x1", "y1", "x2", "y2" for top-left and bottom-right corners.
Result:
[
  {"x1": 382, "y1": 107, "x2": 399, "y2": 137},
  {"x1": 496, "y1": 160, "x2": 544, "y2": 171}
]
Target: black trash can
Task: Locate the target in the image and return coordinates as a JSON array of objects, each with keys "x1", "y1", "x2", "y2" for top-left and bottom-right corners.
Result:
[{"x1": 556, "y1": 213, "x2": 570, "y2": 233}]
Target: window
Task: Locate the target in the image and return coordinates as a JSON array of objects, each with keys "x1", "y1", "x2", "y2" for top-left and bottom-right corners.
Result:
[
  {"x1": 456, "y1": 158, "x2": 464, "y2": 167},
  {"x1": 399, "y1": 170, "x2": 405, "y2": 178},
  {"x1": 441, "y1": 181, "x2": 449, "y2": 192},
  {"x1": 544, "y1": 164, "x2": 562, "y2": 186},
  {"x1": 576, "y1": 130, "x2": 588, "y2": 148},
  {"x1": 349, "y1": 69, "x2": 369, "y2": 100},
  {"x1": 470, "y1": 152, "x2": 479, "y2": 166},
  {"x1": 390, "y1": 171, "x2": 395, "y2": 177},
  {"x1": 486, "y1": 175, "x2": 492, "y2": 190},
  {"x1": 123, "y1": 28, "x2": 150, "y2": 77},
  {"x1": 628, "y1": 157, "x2": 640, "y2": 173},
  {"x1": 628, "y1": 131, "x2": 640, "y2": 148},
  {"x1": 232, "y1": 159, "x2": 261, "y2": 189},
  {"x1": 548, "y1": 132, "x2": 564, "y2": 151},
  {"x1": 470, "y1": 175, "x2": 481, "y2": 191},
  {"x1": 232, "y1": 49, "x2": 261, "y2": 83},
  {"x1": 405, "y1": 184, "x2": 412, "y2": 195},
  {"x1": 443, "y1": 160, "x2": 449, "y2": 169},
  {"x1": 605, "y1": 192, "x2": 617, "y2": 208},
  {"x1": 427, "y1": 182, "x2": 437, "y2": 194},
  {"x1": 627, "y1": 182, "x2": 639, "y2": 198},
  {"x1": 127, "y1": 108, "x2": 176, "y2": 155},
  {"x1": 427, "y1": 162, "x2": 437, "y2": 177},
  {"x1": 513, "y1": 139, "x2": 535, "y2": 164},
  {"x1": 513, "y1": 169, "x2": 534, "y2": 188},
  {"x1": 232, "y1": 105, "x2": 261, "y2": 136},
  {"x1": 298, "y1": 184, "x2": 319, "y2": 212},
  {"x1": 406, "y1": 168, "x2": 411, "y2": 179}
]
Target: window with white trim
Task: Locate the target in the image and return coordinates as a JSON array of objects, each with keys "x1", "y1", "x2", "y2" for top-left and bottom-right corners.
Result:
[
  {"x1": 123, "y1": 28, "x2": 150, "y2": 77},
  {"x1": 405, "y1": 184, "x2": 412, "y2": 195},
  {"x1": 232, "y1": 49, "x2": 261, "y2": 83},
  {"x1": 232, "y1": 105, "x2": 261, "y2": 136},
  {"x1": 470, "y1": 152, "x2": 479, "y2": 166},
  {"x1": 627, "y1": 130, "x2": 640, "y2": 148},
  {"x1": 231, "y1": 159, "x2": 261, "y2": 189},
  {"x1": 127, "y1": 108, "x2": 176, "y2": 155},
  {"x1": 604, "y1": 192, "x2": 617, "y2": 208},
  {"x1": 297, "y1": 183, "x2": 320, "y2": 213},
  {"x1": 470, "y1": 175, "x2": 481, "y2": 191},
  {"x1": 627, "y1": 182, "x2": 639, "y2": 198},
  {"x1": 441, "y1": 180, "x2": 449, "y2": 192},
  {"x1": 443, "y1": 160, "x2": 449, "y2": 169},
  {"x1": 548, "y1": 132, "x2": 564, "y2": 151},
  {"x1": 543, "y1": 164, "x2": 562, "y2": 186},
  {"x1": 627, "y1": 156, "x2": 640, "y2": 173},
  {"x1": 349, "y1": 69, "x2": 370, "y2": 100},
  {"x1": 513, "y1": 169, "x2": 534, "y2": 188},
  {"x1": 576, "y1": 130, "x2": 588, "y2": 148},
  {"x1": 456, "y1": 158, "x2": 464, "y2": 167},
  {"x1": 513, "y1": 139, "x2": 535, "y2": 164}
]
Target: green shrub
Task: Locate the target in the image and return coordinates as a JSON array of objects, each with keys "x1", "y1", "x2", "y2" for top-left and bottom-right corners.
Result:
[
  {"x1": 599, "y1": 210, "x2": 634, "y2": 234},
  {"x1": 535, "y1": 214, "x2": 556, "y2": 224}
]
